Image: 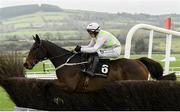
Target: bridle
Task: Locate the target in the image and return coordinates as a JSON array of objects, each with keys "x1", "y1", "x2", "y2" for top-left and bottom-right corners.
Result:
[
  {"x1": 37, "y1": 41, "x2": 73, "y2": 62},
  {"x1": 27, "y1": 41, "x2": 73, "y2": 68},
  {"x1": 55, "y1": 53, "x2": 88, "y2": 71},
  {"x1": 33, "y1": 42, "x2": 88, "y2": 71}
]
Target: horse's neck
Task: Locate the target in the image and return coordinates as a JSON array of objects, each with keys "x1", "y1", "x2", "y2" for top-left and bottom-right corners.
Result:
[
  {"x1": 43, "y1": 41, "x2": 72, "y2": 68},
  {"x1": 43, "y1": 41, "x2": 84, "y2": 91}
]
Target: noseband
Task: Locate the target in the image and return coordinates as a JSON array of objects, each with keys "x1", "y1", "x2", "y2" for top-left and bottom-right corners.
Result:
[{"x1": 31, "y1": 42, "x2": 88, "y2": 71}]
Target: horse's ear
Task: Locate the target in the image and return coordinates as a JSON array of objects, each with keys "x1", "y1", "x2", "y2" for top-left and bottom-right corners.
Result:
[
  {"x1": 33, "y1": 35, "x2": 36, "y2": 41},
  {"x1": 35, "y1": 34, "x2": 40, "y2": 44}
]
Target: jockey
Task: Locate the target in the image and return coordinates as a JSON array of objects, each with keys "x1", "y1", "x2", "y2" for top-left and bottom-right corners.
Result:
[{"x1": 74, "y1": 22, "x2": 121, "y2": 76}]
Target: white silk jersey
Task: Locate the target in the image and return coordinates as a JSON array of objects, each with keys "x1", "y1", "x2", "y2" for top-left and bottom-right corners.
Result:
[{"x1": 81, "y1": 30, "x2": 121, "y2": 59}]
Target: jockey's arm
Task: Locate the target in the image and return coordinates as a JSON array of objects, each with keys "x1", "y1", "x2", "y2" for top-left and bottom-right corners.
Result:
[
  {"x1": 81, "y1": 38, "x2": 95, "y2": 48},
  {"x1": 81, "y1": 38, "x2": 106, "y2": 53}
]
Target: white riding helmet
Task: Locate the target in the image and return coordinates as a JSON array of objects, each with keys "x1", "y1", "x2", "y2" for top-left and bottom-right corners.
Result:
[{"x1": 86, "y1": 23, "x2": 100, "y2": 33}]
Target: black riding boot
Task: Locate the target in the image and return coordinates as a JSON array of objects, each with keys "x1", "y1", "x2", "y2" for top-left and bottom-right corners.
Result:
[{"x1": 85, "y1": 53, "x2": 99, "y2": 77}]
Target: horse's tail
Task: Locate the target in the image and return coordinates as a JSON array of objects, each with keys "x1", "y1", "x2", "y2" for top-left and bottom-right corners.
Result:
[
  {"x1": 138, "y1": 57, "x2": 176, "y2": 80},
  {"x1": 159, "y1": 72, "x2": 176, "y2": 80},
  {"x1": 137, "y1": 57, "x2": 163, "y2": 80}
]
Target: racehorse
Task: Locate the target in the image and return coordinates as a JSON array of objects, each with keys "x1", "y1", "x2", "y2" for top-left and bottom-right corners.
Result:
[{"x1": 24, "y1": 34, "x2": 176, "y2": 91}]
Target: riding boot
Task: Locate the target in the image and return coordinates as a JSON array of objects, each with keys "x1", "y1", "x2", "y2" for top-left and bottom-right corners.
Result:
[{"x1": 85, "y1": 53, "x2": 99, "y2": 77}]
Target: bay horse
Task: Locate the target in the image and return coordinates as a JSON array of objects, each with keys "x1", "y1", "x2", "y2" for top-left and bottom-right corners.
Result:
[{"x1": 24, "y1": 34, "x2": 175, "y2": 91}]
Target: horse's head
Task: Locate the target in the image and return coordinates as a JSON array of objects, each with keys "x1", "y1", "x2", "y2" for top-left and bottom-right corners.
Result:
[{"x1": 24, "y1": 34, "x2": 47, "y2": 69}]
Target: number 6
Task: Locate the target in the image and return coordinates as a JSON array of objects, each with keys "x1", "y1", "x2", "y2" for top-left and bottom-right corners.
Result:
[{"x1": 101, "y1": 64, "x2": 109, "y2": 73}]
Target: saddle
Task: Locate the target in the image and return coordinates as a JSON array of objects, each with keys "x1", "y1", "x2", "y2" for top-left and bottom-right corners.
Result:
[
  {"x1": 93, "y1": 59, "x2": 110, "y2": 77},
  {"x1": 80, "y1": 53, "x2": 111, "y2": 78}
]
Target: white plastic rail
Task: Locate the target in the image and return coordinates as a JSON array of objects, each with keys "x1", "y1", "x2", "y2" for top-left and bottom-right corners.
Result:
[{"x1": 124, "y1": 24, "x2": 180, "y2": 74}]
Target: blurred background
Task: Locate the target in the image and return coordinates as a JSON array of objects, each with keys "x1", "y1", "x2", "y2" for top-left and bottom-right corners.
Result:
[{"x1": 0, "y1": 0, "x2": 179, "y2": 54}]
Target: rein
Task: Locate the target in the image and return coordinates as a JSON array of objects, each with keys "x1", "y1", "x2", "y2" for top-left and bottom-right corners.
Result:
[
  {"x1": 55, "y1": 53, "x2": 89, "y2": 71},
  {"x1": 39, "y1": 41, "x2": 88, "y2": 71},
  {"x1": 48, "y1": 52, "x2": 72, "y2": 60}
]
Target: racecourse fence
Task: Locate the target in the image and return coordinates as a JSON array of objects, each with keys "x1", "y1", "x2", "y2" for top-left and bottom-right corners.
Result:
[
  {"x1": 124, "y1": 24, "x2": 180, "y2": 74},
  {"x1": 26, "y1": 73, "x2": 57, "y2": 79}
]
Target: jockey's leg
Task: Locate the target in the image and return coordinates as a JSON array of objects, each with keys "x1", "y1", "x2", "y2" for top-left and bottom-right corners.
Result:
[
  {"x1": 84, "y1": 52, "x2": 99, "y2": 76},
  {"x1": 97, "y1": 46, "x2": 121, "y2": 59}
]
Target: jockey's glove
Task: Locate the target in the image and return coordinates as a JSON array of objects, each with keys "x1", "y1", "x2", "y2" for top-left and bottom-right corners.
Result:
[{"x1": 74, "y1": 45, "x2": 81, "y2": 52}]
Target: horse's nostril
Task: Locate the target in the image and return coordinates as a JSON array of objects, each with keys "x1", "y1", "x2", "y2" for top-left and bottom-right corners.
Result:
[
  {"x1": 23, "y1": 63, "x2": 28, "y2": 67},
  {"x1": 23, "y1": 62, "x2": 33, "y2": 69}
]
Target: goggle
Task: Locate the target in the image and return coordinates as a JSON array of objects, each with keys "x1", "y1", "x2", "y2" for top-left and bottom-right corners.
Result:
[
  {"x1": 87, "y1": 26, "x2": 100, "y2": 32},
  {"x1": 87, "y1": 29, "x2": 95, "y2": 32},
  {"x1": 87, "y1": 29, "x2": 95, "y2": 34}
]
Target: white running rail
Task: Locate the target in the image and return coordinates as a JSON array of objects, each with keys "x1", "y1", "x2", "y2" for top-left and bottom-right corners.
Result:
[
  {"x1": 124, "y1": 24, "x2": 180, "y2": 74},
  {"x1": 26, "y1": 73, "x2": 57, "y2": 79}
]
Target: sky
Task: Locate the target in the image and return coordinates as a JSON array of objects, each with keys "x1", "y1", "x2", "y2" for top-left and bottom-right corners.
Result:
[{"x1": 0, "y1": 0, "x2": 180, "y2": 15}]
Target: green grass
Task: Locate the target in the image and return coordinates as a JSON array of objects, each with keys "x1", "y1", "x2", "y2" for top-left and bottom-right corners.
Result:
[
  {"x1": 25, "y1": 62, "x2": 45, "y2": 72},
  {"x1": 1, "y1": 30, "x2": 78, "y2": 39},
  {"x1": 132, "y1": 54, "x2": 180, "y2": 70},
  {"x1": 26, "y1": 60, "x2": 54, "y2": 73},
  {"x1": 14, "y1": 23, "x2": 31, "y2": 29},
  {"x1": 0, "y1": 87, "x2": 15, "y2": 110},
  {"x1": 4, "y1": 15, "x2": 44, "y2": 24},
  {"x1": 154, "y1": 38, "x2": 180, "y2": 52},
  {"x1": 3, "y1": 12, "x2": 69, "y2": 26}
]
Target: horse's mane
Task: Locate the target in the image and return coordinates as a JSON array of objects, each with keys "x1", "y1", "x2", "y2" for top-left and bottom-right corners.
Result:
[
  {"x1": 0, "y1": 52, "x2": 25, "y2": 78},
  {"x1": 41, "y1": 40, "x2": 71, "y2": 54},
  {"x1": 41, "y1": 40, "x2": 84, "y2": 63}
]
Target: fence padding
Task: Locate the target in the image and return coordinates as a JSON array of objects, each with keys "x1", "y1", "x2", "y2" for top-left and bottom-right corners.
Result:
[{"x1": 0, "y1": 78, "x2": 180, "y2": 111}]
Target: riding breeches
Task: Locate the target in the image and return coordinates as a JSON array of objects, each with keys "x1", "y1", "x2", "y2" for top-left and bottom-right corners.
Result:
[{"x1": 97, "y1": 46, "x2": 121, "y2": 59}]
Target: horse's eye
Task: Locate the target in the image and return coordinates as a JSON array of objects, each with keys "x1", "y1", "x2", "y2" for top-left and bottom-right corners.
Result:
[
  {"x1": 32, "y1": 45, "x2": 40, "y2": 50},
  {"x1": 31, "y1": 47, "x2": 36, "y2": 51}
]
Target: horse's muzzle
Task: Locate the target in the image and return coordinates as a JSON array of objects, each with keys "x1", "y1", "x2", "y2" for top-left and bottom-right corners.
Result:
[{"x1": 23, "y1": 62, "x2": 33, "y2": 70}]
